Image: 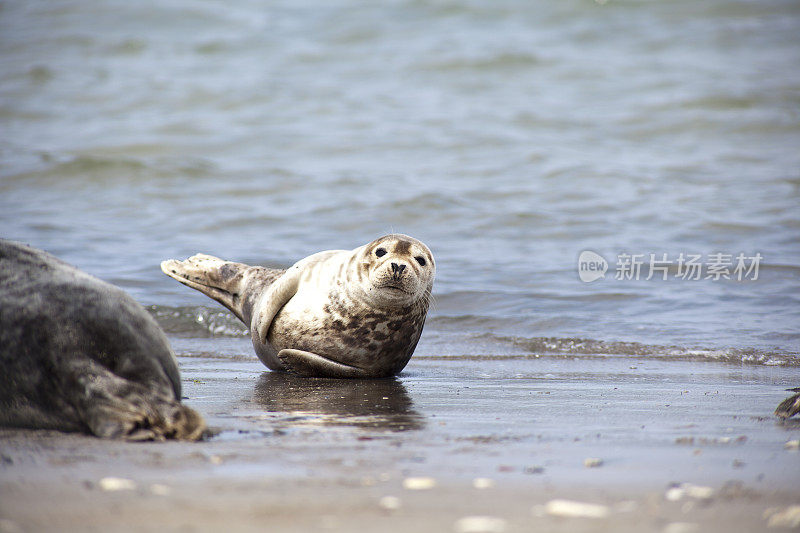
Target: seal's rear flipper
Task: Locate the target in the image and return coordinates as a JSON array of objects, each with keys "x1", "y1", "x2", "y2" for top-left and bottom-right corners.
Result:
[
  {"x1": 277, "y1": 349, "x2": 372, "y2": 378},
  {"x1": 775, "y1": 388, "x2": 800, "y2": 419},
  {"x1": 161, "y1": 254, "x2": 252, "y2": 322},
  {"x1": 68, "y1": 360, "x2": 206, "y2": 441}
]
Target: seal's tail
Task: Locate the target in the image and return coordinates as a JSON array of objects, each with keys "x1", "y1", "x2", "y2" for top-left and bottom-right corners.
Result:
[
  {"x1": 161, "y1": 254, "x2": 250, "y2": 322},
  {"x1": 161, "y1": 254, "x2": 283, "y2": 325}
]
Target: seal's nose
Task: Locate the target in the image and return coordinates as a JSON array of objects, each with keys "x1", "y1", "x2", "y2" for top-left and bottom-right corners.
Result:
[{"x1": 391, "y1": 263, "x2": 406, "y2": 278}]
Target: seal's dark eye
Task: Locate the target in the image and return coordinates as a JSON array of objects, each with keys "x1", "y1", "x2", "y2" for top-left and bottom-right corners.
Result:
[
  {"x1": 375, "y1": 248, "x2": 387, "y2": 258},
  {"x1": 415, "y1": 256, "x2": 427, "y2": 266}
]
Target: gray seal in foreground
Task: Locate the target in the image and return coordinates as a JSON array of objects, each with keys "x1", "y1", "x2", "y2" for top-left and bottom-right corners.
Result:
[
  {"x1": 161, "y1": 234, "x2": 435, "y2": 378},
  {"x1": 0, "y1": 240, "x2": 205, "y2": 440}
]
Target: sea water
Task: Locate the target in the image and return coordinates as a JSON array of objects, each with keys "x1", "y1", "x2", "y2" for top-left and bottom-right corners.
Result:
[{"x1": 1, "y1": 0, "x2": 798, "y2": 366}]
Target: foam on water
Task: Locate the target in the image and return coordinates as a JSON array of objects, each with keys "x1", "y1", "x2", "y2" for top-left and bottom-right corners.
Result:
[{"x1": 148, "y1": 305, "x2": 799, "y2": 367}]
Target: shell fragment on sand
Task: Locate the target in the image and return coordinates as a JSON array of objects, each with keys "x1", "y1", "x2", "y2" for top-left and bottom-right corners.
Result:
[
  {"x1": 764, "y1": 505, "x2": 800, "y2": 528},
  {"x1": 99, "y1": 477, "x2": 137, "y2": 491},
  {"x1": 402, "y1": 476, "x2": 437, "y2": 490},
  {"x1": 378, "y1": 496, "x2": 402, "y2": 511},
  {"x1": 665, "y1": 483, "x2": 714, "y2": 501},
  {"x1": 472, "y1": 478, "x2": 495, "y2": 489},
  {"x1": 149, "y1": 484, "x2": 172, "y2": 496},
  {"x1": 662, "y1": 522, "x2": 700, "y2": 533},
  {"x1": 454, "y1": 516, "x2": 507, "y2": 533},
  {"x1": 583, "y1": 457, "x2": 604, "y2": 468},
  {"x1": 544, "y1": 499, "x2": 610, "y2": 519}
]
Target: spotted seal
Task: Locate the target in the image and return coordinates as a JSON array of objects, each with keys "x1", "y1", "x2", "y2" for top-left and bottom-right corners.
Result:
[
  {"x1": 161, "y1": 234, "x2": 435, "y2": 378},
  {"x1": 0, "y1": 240, "x2": 205, "y2": 440}
]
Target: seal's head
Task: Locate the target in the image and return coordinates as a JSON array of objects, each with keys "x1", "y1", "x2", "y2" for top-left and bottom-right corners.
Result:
[{"x1": 357, "y1": 234, "x2": 435, "y2": 309}]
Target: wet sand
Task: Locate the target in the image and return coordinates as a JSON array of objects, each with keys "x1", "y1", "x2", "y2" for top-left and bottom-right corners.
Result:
[{"x1": 1, "y1": 355, "x2": 799, "y2": 532}]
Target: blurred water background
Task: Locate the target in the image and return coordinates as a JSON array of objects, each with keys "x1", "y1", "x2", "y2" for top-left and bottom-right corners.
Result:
[{"x1": 1, "y1": 0, "x2": 798, "y2": 366}]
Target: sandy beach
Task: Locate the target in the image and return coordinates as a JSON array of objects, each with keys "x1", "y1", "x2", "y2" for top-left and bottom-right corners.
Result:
[{"x1": 2, "y1": 354, "x2": 798, "y2": 533}]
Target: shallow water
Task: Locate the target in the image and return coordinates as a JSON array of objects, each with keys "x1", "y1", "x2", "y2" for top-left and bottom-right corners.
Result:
[
  {"x1": 175, "y1": 354, "x2": 800, "y2": 488},
  {"x1": 1, "y1": 0, "x2": 799, "y2": 365}
]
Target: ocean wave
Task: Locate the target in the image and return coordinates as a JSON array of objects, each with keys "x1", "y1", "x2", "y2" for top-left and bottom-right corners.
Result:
[
  {"x1": 417, "y1": 51, "x2": 543, "y2": 73},
  {"x1": 148, "y1": 304, "x2": 798, "y2": 367},
  {"x1": 502, "y1": 335, "x2": 799, "y2": 367},
  {"x1": 148, "y1": 305, "x2": 248, "y2": 338}
]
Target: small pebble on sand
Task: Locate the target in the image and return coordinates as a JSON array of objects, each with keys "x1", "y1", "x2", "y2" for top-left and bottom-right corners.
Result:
[
  {"x1": 684, "y1": 484, "x2": 714, "y2": 500},
  {"x1": 665, "y1": 487, "x2": 684, "y2": 502},
  {"x1": 544, "y1": 499, "x2": 610, "y2": 519},
  {"x1": 402, "y1": 476, "x2": 437, "y2": 490},
  {"x1": 150, "y1": 484, "x2": 172, "y2": 496},
  {"x1": 764, "y1": 505, "x2": 800, "y2": 528},
  {"x1": 472, "y1": 478, "x2": 495, "y2": 489},
  {"x1": 99, "y1": 477, "x2": 137, "y2": 492},
  {"x1": 662, "y1": 522, "x2": 699, "y2": 533},
  {"x1": 453, "y1": 516, "x2": 507, "y2": 533},
  {"x1": 583, "y1": 457, "x2": 603, "y2": 468},
  {"x1": 665, "y1": 483, "x2": 713, "y2": 501},
  {"x1": 378, "y1": 496, "x2": 402, "y2": 511}
]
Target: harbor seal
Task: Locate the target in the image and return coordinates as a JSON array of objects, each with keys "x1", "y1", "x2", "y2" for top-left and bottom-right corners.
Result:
[
  {"x1": 0, "y1": 240, "x2": 205, "y2": 440},
  {"x1": 161, "y1": 234, "x2": 435, "y2": 378}
]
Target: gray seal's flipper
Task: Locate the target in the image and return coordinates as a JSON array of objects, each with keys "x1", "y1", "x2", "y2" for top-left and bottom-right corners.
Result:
[
  {"x1": 66, "y1": 358, "x2": 205, "y2": 441},
  {"x1": 277, "y1": 349, "x2": 371, "y2": 378}
]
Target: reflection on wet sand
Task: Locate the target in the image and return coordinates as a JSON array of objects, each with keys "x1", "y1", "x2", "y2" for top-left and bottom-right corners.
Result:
[{"x1": 254, "y1": 373, "x2": 424, "y2": 432}]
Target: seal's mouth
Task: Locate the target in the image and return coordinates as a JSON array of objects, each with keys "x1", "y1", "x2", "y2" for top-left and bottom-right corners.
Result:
[{"x1": 378, "y1": 283, "x2": 412, "y2": 294}]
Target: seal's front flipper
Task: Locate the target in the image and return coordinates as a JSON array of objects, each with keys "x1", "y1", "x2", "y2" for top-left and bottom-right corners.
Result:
[
  {"x1": 255, "y1": 265, "x2": 303, "y2": 344},
  {"x1": 277, "y1": 349, "x2": 371, "y2": 378},
  {"x1": 254, "y1": 250, "x2": 343, "y2": 345}
]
